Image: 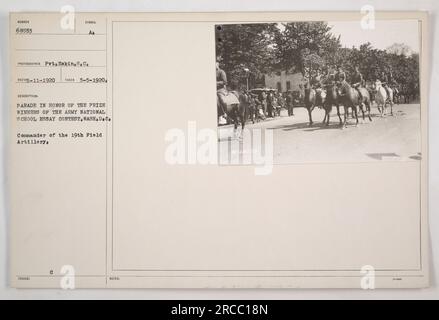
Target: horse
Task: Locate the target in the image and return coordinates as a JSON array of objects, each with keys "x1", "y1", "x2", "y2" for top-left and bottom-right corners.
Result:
[
  {"x1": 385, "y1": 85, "x2": 394, "y2": 116},
  {"x1": 315, "y1": 87, "x2": 326, "y2": 108},
  {"x1": 392, "y1": 85, "x2": 401, "y2": 105},
  {"x1": 217, "y1": 89, "x2": 245, "y2": 139},
  {"x1": 304, "y1": 86, "x2": 316, "y2": 126},
  {"x1": 322, "y1": 83, "x2": 342, "y2": 126},
  {"x1": 337, "y1": 82, "x2": 360, "y2": 128},
  {"x1": 357, "y1": 87, "x2": 373, "y2": 122},
  {"x1": 372, "y1": 80, "x2": 388, "y2": 117},
  {"x1": 239, "y1": 91, "x2": 256, "y2": 125}
]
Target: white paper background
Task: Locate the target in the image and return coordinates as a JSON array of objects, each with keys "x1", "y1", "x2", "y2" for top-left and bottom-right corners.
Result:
[{"x1": 0, "y1": 0, "x2": 438, "y2": 299}]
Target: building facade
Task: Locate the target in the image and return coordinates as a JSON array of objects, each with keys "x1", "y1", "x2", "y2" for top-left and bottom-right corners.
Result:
[{"x1": 264, "y1": 71, "x2": 304, "y2": 93}]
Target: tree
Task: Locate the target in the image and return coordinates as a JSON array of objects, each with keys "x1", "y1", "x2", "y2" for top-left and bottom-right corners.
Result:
[
  {"x1": 386, "y1": 43, "x2": 413, "y2": 56},
  {"x1": 215, "y1": 24, "x2": 277, "y2": 87},
  {"x1": 302, "y1": 50, "x2": 325, "y2": 77},
  {"x1": 215, "y1": 23, "x2": 419, "y2": 97},
  {"x1": 274, "y1": 22, "x2": 341, "y2": 76}
]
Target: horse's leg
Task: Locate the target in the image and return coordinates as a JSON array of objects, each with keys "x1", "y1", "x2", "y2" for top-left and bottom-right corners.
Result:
[
  {"x1": 343, "y1": 106, "x2": 348, "y2": 128},
  {"x1": 244, "y1": 105, "x2": 250, "y2": 124},
  {"x1": 360, "y1": 102, "x2": 365, "y2": 122},
  {"x1": 354, "y1": 106, "x2": 359, "y2": 126},
  {"x1": 232, "y1": 119, "x2": 237, "y2": 138},
  {"x1": 231, "y1": 108, "x2": 238, "y2": 138},
  {"x1": 390, "y1": 100, "x2": 394, "y2": 116},
  {"x1": 336, "y1": 105, "x2": 342, "y2": 125},
  {"x1": 241, "y1": 109, "x2": 245, "y2": 131},
  {"x1": 237, "y1": 107, "x2": 244, "y2": 138},
  {"x1": 326, "y1": 105, "x2": 332, "y2": 126},
  {"x1": 367, "y1": 101, "x2": 372, "y2": 122},
  {"x1": 238, "y1": 110, "x2": 245, "y2": 140},
  {"x1": 307, "y1": 106, "x2": 313, "y2": 126},
  {"x1": 322, "y1": 104, "x2": 327, "y2": 124}
]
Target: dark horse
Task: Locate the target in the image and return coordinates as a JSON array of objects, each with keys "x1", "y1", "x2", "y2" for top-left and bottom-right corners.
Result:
[
  {"x1": 304, "y1": 86, "x2": 316, "y2": 126},
  {"x1": 357, "y1": 87, "x2": 373, "y2": 122},
  {"x1": 337, "y1": 82, "x2": 360, "y2": 128},
  {"x1": 322, "y1": 83, "x2": 342, "y2": 126},
  {"x1": 217, "y1": 89, "x2": 246, "y2": 139}
]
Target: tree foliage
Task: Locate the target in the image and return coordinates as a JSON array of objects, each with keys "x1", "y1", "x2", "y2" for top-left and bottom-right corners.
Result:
[
  {"x1": 273, "y1": 22, "x2": 341, "y2": 77},
  {"x1": 386, "y1": 43, "x2": 413, "y2": 56},
  {"x1": 215, "y1": 23, "x2": 277, "y2": 87},
  {"x1": 215, "y1": 23, "x2": 419, "y2": 92}
]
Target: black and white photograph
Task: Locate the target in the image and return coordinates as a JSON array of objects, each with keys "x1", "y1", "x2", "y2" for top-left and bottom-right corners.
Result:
[
  {"x1": 215, "y1": 20, "x2": 421, "y2": 163},
  {"x1": 2, "y1": 4, "x2": 436, "y2": 299}
]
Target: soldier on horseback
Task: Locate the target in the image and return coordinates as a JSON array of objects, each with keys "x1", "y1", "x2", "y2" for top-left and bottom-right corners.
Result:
[
  {"x1": 322, "y1": 65, "x2": 336, "y2": 87},
  {"x1": 335, "y1": 65, "x2": 349, "y2": 96},
  {"x1": 335, "y1": 65, "x2": 346, "y2": 84},
  {"x1": 311, "y1": 69, "x2": 325, "y2": 107},
  {"x1": 216, "y1": 61, "x2": 228, "y2": 124},
  {"x1": 351, "y1": 65, "x2": 364, "y2": 102},
  {"x1": 380, "y1": 70, "x2": 392, "y2": 99},
  {"x1": 311, "y1": 69, "x2": 323, "y2": 89}
]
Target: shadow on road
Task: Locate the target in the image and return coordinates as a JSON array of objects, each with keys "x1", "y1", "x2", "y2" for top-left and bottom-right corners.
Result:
[
  {"x1": 267, "y1": 122, "x2": 312, "y2": 131},
  {"x1": 268, "y1": 121, "x2": 344, "y2": 132}
]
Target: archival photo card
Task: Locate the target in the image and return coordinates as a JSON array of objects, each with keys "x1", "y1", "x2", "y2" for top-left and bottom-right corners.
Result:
[{"x1": 9, "y1": 11, "x2": 429, "y2": 288}]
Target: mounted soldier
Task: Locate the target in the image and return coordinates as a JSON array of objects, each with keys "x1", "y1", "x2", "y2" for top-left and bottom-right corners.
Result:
[
  {"x1": 216, "y1": 61, "x2": 228, "y2": 124},
  {"x1": 302, "y1": 73, "x2": 311, "y2": 91},
  {"x1": 335, "y1": 65, "x2": 347, "y2": 85},
  {"x1": 335, "y1": 65, "x2": 349, "y2": 97},
  {"x1": 311, "y1": 69, "x2": 323, "y2": 89},
  {"x1": 311, "y1": 69, "x2": 325, "y2": 107},
  {"x1": 322, "y1": 65, "x2": 336, "y2": 86},
  {"x1": 351, "y1": 65, "x2": 364, "y2": 102},
  {"x1": 380, "y1": 70, "x2": 391, "y2": 98},
  {"x1": 216, "y1": 62, "x2": 246, "y2": 136}
]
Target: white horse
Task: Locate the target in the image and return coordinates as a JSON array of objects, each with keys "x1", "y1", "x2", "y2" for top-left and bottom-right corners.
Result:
[{"x1": 374, "y1": 80, "x2": 387, "y2": 117}]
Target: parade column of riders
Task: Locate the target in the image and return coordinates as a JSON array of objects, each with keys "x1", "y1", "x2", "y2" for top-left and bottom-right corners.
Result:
[{"x1": 216, "y1": 61, "x2": 399, "y2": 125}]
